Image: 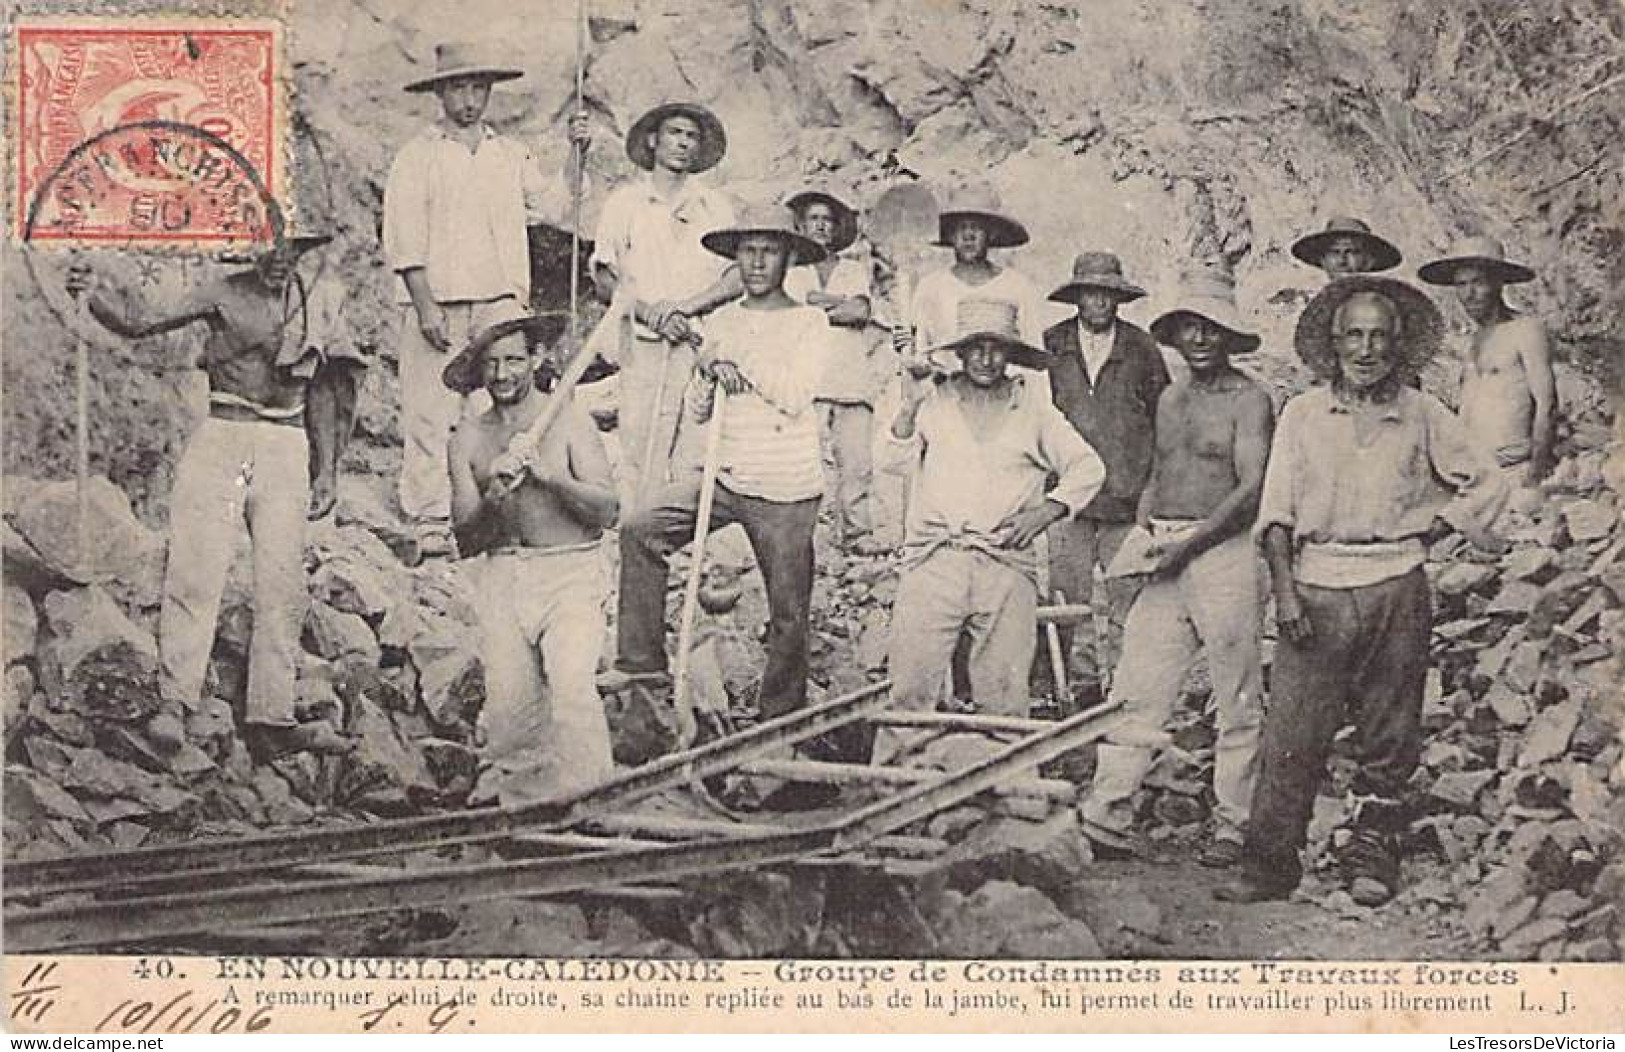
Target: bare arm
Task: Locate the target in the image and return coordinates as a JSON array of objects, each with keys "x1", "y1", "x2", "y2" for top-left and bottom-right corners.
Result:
[
  {"x1": 81, "y1": 280, "x2": 215, "y2": 340},
  {"x1": 304, "y1": 359, "x2": 363, "y2": 520},
  {"x1": 1262, "y1": 522, "x2": 1311, "y2": 643},
  {"x1": 1136, "y1": 389, "x2": 1172, "y2": 529},
  {"x1": 1520, "y1": 320, "x2": 1557, "y2": 479},
  {"x1": 448, "y1": 429, "x2": 491, "y2": 530},
  {"x1": 399, "y1": 268, "x2": 448, "y2": 351},
  {"x1": 825, "y1": 294, "x2": 871, "y2": 329},
  {"x1": 538, "y1": 408, "x2": 619, "y2": 529}
]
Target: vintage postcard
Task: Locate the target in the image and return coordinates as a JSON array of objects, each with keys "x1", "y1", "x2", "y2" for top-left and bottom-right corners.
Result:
[{"x1": 2, "y1": 0, "x2": 1621, "y2": 1036}]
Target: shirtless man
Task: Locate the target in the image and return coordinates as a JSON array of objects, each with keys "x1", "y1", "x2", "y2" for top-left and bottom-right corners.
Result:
[
  {"x1": 1421, "y1": 237, "x2": 1556, "y2": 488},
  {"x1": 1290, "y1": 216, "x2": 1402, "y2": 281},
  {"x1": 445, "y1": 316, "x2": 619, "y2": 805},
  {"x1": 1079, "y1": 263, "x2": 1273, "y2": 868},
  {"x1": 69, "y1": 235, "x2": 363, "y2": 756}
]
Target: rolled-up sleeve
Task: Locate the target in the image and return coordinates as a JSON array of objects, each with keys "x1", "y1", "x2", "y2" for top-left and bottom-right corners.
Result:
[
  {"x1": 1037, "y1": 402, "x2": 1105, "y2": 516},
  {"x1": 1255, "y1": 397, "x2": 1304, "y2": 538},
  {"x1": 589, "y1": 187, "x2": 628, "y2": 278},
  {"x1": 1425, "y1": 395, "x2": 1509, "y2": 548},
  {"x1": 277, "y1": 274, "x2": 365, "y2": 378},
  {"x1": 382, "y1": 141, "x2": 429, "y2": 274}
]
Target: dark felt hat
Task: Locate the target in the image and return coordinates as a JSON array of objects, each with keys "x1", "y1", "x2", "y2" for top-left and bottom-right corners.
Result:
[
  {"x1": 786, "y1": 188, "x2": 859, "y2": 255},
  {"x1": 404, "y1": 41, "x2": 523, "y2": 94},
  {"x1": 1418, "y1": 235, "x2": 1535, "y2": 287},
  {"x1": 701, "y1": 202, "x2": 827, "y2": 266},
  {"x1": 1048, "y1": 251, "x2": 1147, "y2": 304},
  {"x1": 1150, "y1": 264, "x2": 1262, "y2": 355}
]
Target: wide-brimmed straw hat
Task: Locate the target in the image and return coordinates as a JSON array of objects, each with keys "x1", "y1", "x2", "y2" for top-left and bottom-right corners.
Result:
[
  {"x1": 1293, "y1": 275, "x2": 1444, "y2": 385},
  {"x1": 1291, "y1": 216, "x2": 1402, "y2": 272},
  {"x1": 701, "y1": 202, "x2": 826, "y2": 265},
  {"x1": 933, "y1": 185, "x2": 1028, "y2": 249},
  {"x1": 1048, "y1": 251, "x2": 1146, "y2": 304},
  {"x1": 441, "y1": 302, "x2": 540, "y2": 394},
  {"x1": 625, "y1": 101, "x2": 727, "y2": 174},
  {"x1": 404, "y1": 42, "x2": 524, "y2": 94},
  {"x1": 1418, "y1": 235, "x2": 1535, "y2": 287},
  {"x1": 786, "y1": 188, "x2": 859, "y2": 255},
  {"x1": 926, "y1": 298, "x2": 1049, "y2": 373},
  {"x1": 1150, "y1": 264, "x2": 1261, "y2": 355}
]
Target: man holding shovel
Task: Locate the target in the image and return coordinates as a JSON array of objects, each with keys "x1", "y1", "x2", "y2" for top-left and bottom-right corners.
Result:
[
  {"x1": 590, "y1": 101, "x2": 740, "y2": 510},
  {"x1": 605, "y1": 205, "x2": 829, "y2": 733}
]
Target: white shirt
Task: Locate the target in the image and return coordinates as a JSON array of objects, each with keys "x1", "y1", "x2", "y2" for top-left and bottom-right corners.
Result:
[
  {"x1": 1078, "y1": 320, "x2": 1115, "y2": 387},
  {"x1": 383, "y1": 123, "x2": 572, "y2": 305},
  {"x1": 685, "y1": 303, "x2": 830, "y2": 502},
  {"x1": 591, "y1": 173, "x2": 735, "y2": 339},
  {"x1": 910, "y1": 266, "x2": 1056, "y2": 400},
  {"x1": 786, "y1": 256, "x2": 878, "y2": 403}
]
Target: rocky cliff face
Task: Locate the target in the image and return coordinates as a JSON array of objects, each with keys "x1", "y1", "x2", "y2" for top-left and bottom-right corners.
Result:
[{"x1": 5, "y1": 0, "x2": 1622, "y2": 509}]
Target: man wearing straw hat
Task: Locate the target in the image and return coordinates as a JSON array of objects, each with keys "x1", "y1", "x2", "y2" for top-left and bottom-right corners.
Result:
[
  {"x1": 590, "y1": 101, "x2": 740, "y2": 510},
  {"x1": 1290, "y1": 216, "x2": 1403, "y2": 280},
  {"x1": 1217, "y1": 276, "x2": 1507, "y2": 906},
  {"x1": 786, "y1": 187, "x2": 886, "y2": 554},
  {"x1": 1420, "y1": 236, "x2": 1557, "y2": 492},
  {"x1": 444, "y1": 315, "x2": 618, "y2": 806},
  {"x1": 898, "y1": 185, "x2": 1050, "y2": 391},
  {"x1": 384, "y1": 41, "x2": 590, "y2": 558},
  {"x1": 68, "y1": 231, "x2": 363, "y2": 758},
  {"x1": 878, "y1": 299, "x2": 1104, "y2": 761},
  {"x1": 1077, "y1": 262, "x2": 1273, "y2": 868},
  {"x1": 605, "y1": 205, "x2": 828, "y2": 727},
  {"x1": 1041, "y1": 251, "x2": 1169, "y2": 700}
]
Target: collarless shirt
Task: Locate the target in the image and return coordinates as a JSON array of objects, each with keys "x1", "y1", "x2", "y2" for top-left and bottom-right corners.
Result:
[
  {"x1": 1077, "y1": 321, "x2": 1115, "y2": 386},
  {"x1": 685, "y1": 303, "x2": 830, "y2": 502},
  {"x1": 887, "y1": 377, "x2": 1105, "y2": 584},
  {"x1": 1257, "y1": 385, "x2": 1507, "y2": 587},
  {"x1": 383, "y1": 123, "x2": 572, "y2": 305},
  {"x1": 786, "y1": 255, "x2": 877, "y2": 403},
  {"x1": 591, "y1": 173, "x2": 735, "y2": 339}
]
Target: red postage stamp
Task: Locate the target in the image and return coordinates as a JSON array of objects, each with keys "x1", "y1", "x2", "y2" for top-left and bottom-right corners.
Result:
[{"x1": 12, "y1": 18, "x2": 284, "y2": 245}]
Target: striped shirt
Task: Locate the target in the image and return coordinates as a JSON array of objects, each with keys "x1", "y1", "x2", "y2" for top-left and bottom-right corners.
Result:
[{"x1": 687, "y1": 302, "x2": 830, "y2": 502}]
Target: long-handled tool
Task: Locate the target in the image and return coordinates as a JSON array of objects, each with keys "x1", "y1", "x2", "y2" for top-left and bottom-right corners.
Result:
[
  {"x1": 671, "y1": 384, "x2": 729, "y2": 747},
  {"x1": 1034, "y1": 533, "x2": 1071, "y2": 711},
  {"x1": 567, "y1": 0, "x2": 586, "y2": 347}
]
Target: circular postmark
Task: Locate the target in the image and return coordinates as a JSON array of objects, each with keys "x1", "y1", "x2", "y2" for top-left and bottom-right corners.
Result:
[{"x1": 22, "y1": 118, "x2": 283, "y2": 248}]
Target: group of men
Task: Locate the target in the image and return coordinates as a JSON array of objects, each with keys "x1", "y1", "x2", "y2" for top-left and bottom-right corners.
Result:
[{"x1": 70, "y1": 39, "x2": 1562, "y2": 912}]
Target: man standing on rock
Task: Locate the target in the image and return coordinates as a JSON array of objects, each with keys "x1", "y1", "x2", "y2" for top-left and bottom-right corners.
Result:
[
  {"x1": 880, "y1": 299, "x2": 1104, "y2": 760},
  {"x1": 1040, "y1": 252, "x2": 1168, "y2": 701},
  {"x1": 1290, "y1": 216, "x2": 1403, "y2": 281},
  {"x1": 444, "y1": 316, "x2": 619, "y2": 805},
  {"x1": 69, "y1": 233, "x2": 364, "y2": 757},
  {"x1": 605, "y1": 206, "x2": 829, "y2": 727},
  {"x1": 1217, "y1": 276, "x2": 1507, "y2": 907},
  {"x1": 785, "y1": 187, "x2": 886, "y2": 555},
  {"x1": 384, "y1": 41, "x2": 589, "y2": 558},
  {"x1": 1420, "y1": 236, "x2": 1557, "y2": 496},
  {"x1": 590, "y1": 101, "x2": 739, "y2": 510},
  {"x1": 1077, "y1": 264, "x2": 1273, "y2": 868}
]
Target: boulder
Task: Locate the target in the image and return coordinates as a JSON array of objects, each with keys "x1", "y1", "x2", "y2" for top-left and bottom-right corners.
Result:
[
  {"x1": 1436, "y1": 563, "x2": 1498, "y2": 597},
  {"x1": 185, "y1": 696, "x2": 238, "y2": 757},
  {"x1": 1500, "y1": 917, "x2": 1570, "y2": 959},
  {"x1": 1486, "y1": 581, "x2": 1542, "y2": 617},
  {"x1": 5, "y1": 476, "x2": 161, "y2": 587},
  {"x1": 52, "y1": 743, "x2": 198, "y2": 817},
  {"x1": 4, "y1": 584, "x2": 37, "y2": 664},
  {"x1": 604, "y1": 681, "x2": 682, "y2": 766},
  {"x1": 303, "y1": 602, "x2": 381, "y2": 664},
  {"x1": 1430, "y1": 768, "x2": 1496, "y2": 808},
  {"x1": 4, "y1": 665, "x2": 35, "y2": 746},
  {"x1": 418, "y1": 737, "x2": 479, "y2": 789},
  {"x1": 339, "y1": 696, "x2": 436, "y2": 804},
  {"x1": 684, "y1": 870, "x2": 827, "y2": 957},
  {"x1": 410, "y1": 628, "x2": 484, "y2": 728},
  {"x1": 1481, "y1": 682, "x2": 1532, "y2": 727},
  {"x1": 36, "y1": 587, "x2": 161, "y2": 723},
  {"x1": 5, "y1": 764, "x2": 92, "y2": 824},
  {"x1": 935, "y1": 881, "x2": 1103, "y2": 957},
  {"x1": 937, "y1": 811, "x2": 1090, "y2": 896},
  {"x1": 1520, "y1": 700, "x2": 1581, "y2": 767},
  {"x1": 252, "y1": 766, "x2": 316, "y2": 825},
  {"x1": 1503, "y1": 547, "x2": 1557, "y2": 583},
  {"x1": 1562, "y1": 500, "x2": 1618, "y2": 543}
]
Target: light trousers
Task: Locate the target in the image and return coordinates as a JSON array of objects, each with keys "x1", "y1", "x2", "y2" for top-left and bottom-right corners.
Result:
[
  {"x1": 1080, "y1": 529, "x2": 1264, "y2": 842},
  {"x1": 161, "y1": 417, "x2": 308, "y2": 727},
  {"x1": 471, "y1": 546, "x2": 614, "y2": 806}
]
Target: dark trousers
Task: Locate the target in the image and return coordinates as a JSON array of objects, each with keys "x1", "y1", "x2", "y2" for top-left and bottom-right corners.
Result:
[
  {"x1": 617, "y1": 480, "x2": 819, "y2": 720},
  {"x1": 1242, "y1": 568, "x2": 1431, "y2": 886}
]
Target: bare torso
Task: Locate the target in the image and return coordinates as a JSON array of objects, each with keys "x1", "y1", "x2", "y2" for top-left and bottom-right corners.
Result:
[
  {"x1": 1460, "y1": 315, "x2": 1539, "y2": 465},
  {"x1": 460, "y1": 396, "x2": 605, "y2": 550},
  {"x1": 193, "y1": 274, "x2": 309, "y2": 409},
  {"x1": 1149, "y1": 371, "x2": 1266, "y2": 519}
]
